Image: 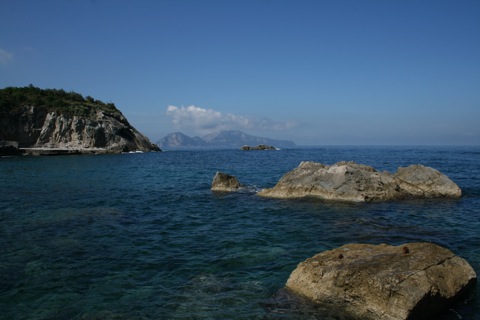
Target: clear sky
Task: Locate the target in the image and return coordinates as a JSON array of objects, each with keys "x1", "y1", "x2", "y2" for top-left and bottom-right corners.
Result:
[{"x1": 1, "y1": 0, "x2": 479, "y2": 145}]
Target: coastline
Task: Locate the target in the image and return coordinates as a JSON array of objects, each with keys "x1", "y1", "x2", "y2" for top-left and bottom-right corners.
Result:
[{"x1": 19, "y1": 147, "x2": 110, "y2": 156}]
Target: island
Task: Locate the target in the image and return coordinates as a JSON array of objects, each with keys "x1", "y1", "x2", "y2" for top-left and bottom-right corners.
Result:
[
  {"x1": 241, "y1": 144, "x2": 276, "y2": 150},
  {"x1": 157, "y1": 130, "x2": 295, "y2": 149}
]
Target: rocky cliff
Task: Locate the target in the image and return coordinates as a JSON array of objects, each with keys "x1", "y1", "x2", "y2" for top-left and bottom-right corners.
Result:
[{"x1": 0, "y1": 86, "x2": 160, "y2": 154}]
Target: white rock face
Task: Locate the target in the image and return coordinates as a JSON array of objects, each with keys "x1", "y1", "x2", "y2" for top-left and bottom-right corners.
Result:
[{"x1": 5, "y1": 107, "x2": 159, "y2": 153}]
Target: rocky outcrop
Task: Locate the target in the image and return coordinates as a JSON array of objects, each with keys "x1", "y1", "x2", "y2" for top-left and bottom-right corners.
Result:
[
  {"x1": 394, "y1": 164, "x2": 461, "y2": 198},
  {"x1": 1, "y1": 106, "x2": 160, "y2": 153},
  {"x1": 258, "y1": 161, "x2": 461, "y2": 202},
  {"x1": 211, "y1": 172, "x2": 242, "y2": 192},
  {"x1": 0, "y1": 141, "x2": 24, "y2": 156},
  {"x1": 241, "y1": 144, "x2": 276, "y2": 150},
  {"x1": 285, "y1": 243, "x2": 477, "y2": 320}
]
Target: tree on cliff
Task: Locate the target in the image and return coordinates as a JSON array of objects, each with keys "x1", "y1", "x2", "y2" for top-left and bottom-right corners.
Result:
[
  {"x1": 0, "y1": 85, "x2": 120, "y2": 118},
  {"x1": 0, "y1": 86, "x2": 161, "y2": 153}
]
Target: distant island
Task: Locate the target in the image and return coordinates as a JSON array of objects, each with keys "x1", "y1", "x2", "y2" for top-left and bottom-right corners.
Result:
[
  {"x1": 157, "y1": 130, "x2": 296, "y2": 149},
  {"x1": 0, "y1": 86, "x2": 160, "y2": 155}
]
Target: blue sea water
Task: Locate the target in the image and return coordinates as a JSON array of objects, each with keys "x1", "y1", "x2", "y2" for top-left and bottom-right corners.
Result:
[{"x1": 1, "y1": 146, "x2": 479, "y2": 319}]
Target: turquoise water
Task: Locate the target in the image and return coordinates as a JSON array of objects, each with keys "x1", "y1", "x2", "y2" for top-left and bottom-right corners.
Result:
[{"x1": 1, "y1": 146, "x2": 479, "y2": 319}]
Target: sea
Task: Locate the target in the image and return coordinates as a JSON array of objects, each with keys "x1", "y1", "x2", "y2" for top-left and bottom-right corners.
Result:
[{"x1": 1, "y1": 146, "x2": 479, "y2": 320}]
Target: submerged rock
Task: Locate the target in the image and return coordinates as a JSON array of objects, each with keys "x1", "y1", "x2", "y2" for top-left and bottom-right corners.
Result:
[
  {"x1": 258, "y1": 161, "x2": 461, "y2": 202},
  {"x1": 211, "y1": 172, "x2": 242, "y2": 192},
  {"x1": 285, "y1": 242, "x2": 477, "y2": 320}
]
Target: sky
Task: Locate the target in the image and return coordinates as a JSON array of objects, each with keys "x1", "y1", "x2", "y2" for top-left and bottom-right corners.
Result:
[{"x1": 1, "y1": 0, "x2": 479, "y2": 145}]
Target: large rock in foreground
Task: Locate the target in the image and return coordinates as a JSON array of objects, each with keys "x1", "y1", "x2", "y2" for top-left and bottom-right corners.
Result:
[
  {"x1": 285, "y1": 243, "x2": 477, "y2": 320},
  {"x1": 258, "y1": 161, "x2": 461, "y2": 202}
]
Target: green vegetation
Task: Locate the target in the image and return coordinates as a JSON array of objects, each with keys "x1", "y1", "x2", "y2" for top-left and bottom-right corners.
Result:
[{"x1": 0, "y1": 85, "x2": 121, "y2": 117}]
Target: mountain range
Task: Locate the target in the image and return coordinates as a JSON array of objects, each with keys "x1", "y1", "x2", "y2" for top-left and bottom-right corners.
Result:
[{"x1": 157, "y1": 130, "x2": 296, "y2": 149}]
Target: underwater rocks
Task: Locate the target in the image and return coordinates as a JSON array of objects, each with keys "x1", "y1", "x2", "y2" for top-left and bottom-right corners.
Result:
[
  {"x1": 258, "y1": 161, "x2": 462, "y2": 202},
  {"x1": 285, "y1": 242, "x2": 477, "y2": 320}
]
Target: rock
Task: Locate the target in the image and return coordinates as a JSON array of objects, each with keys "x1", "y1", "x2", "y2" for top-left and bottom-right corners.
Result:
[
  {"x1": 258, "y1": 161, "x2": 461, "y2": 202},
  {"x1": 241, "y1": 144, "x2": 276, "y2": 150},
  {"x1": 285, "y1": 242, "x2": 477, "y2": 320},
  {"x1": 211, "y1": 172, "x2": 242, "y2": 192},
  {"x1": 0, "y1": 140, "x2": 24, "y2": 156},
  {"x1": 393, "y1": 164, "x2": 462, "y2": 198}
]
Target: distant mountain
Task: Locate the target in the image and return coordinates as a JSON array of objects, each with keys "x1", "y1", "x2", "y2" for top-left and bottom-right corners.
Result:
[
  {"x1": 192, "y1": 136, "x2": 205, "y2": 145},
  {"x1": 157, "y1": 130, "x2": 296, "y2": 148},
  {"x1": 203, "y1": 130, "x2": 296, "y2": 148},
  {"x1": 157, "y1": 132, "x2": 205, "y2": 147}
]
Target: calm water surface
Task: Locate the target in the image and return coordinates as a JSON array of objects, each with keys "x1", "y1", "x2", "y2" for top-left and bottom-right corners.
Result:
[{"x1": 1, "y1": 146, "x2": 479, "y2": 319}]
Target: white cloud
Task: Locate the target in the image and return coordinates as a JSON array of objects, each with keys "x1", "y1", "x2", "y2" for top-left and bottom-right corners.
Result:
[
  {"x1": 166, "y1": 105, "x2": 298, "y2": 134},
  {"x1": 0, "y1": 48, "x2": 14, "y2": 65}
]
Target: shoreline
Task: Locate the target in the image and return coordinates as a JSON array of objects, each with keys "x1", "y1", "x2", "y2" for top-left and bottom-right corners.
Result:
[{"x1": 20, "y1": 147, "x2": 110, "y2": 156}]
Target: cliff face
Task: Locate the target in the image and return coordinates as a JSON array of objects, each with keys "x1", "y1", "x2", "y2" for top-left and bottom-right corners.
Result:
[
  {"x1": 0, "y1": 87, "x2": 160, "y2": 153},
  {"x1": 0, "y1": 106, "x2": 159, "y2": 153}
]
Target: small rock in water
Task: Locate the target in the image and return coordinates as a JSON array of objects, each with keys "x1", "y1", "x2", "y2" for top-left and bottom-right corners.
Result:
[
  {"x1": 241, "y1": 144, "x2": 276, "y2": 150},
  {"x1": 211, "y1": 172, "x2": 242, "y2": 192}
]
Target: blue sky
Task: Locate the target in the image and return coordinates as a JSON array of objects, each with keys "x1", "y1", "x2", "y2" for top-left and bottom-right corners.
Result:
[{"x1": 1, "y1": 0, "x2": 479, "y2": 145}]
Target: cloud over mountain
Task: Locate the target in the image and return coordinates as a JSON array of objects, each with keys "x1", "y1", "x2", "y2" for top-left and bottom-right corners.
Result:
[
  {"x1": 166, "y1": 105, "x2": 297, "y2": 134},
  {"x1": 0, "y1": 48, "x2": 14, "y2": 65}
]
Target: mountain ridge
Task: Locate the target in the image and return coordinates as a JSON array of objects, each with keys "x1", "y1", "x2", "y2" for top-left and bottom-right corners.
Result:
[{"x1": 157, "y1": 130, "x2": 296, "y2": 149}]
